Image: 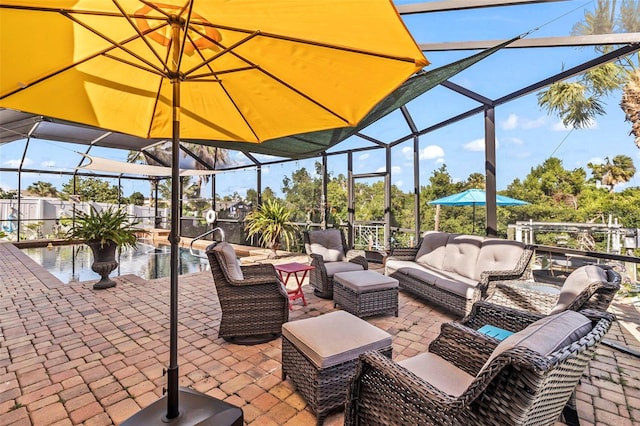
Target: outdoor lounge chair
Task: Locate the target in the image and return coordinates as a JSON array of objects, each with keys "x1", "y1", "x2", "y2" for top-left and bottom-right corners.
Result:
[
  {"x1": 303, "y1": 229, "x2": 368, "y2": 299},
  {"x1": 345, "y1": 309, "x2": 615, "y2": 426},
  {"x1": 483, "y1": 264, "x2": 621, "y2": 315},
  {"x1": 206, "y1": 242, "x2": 289, "y2": 344}
]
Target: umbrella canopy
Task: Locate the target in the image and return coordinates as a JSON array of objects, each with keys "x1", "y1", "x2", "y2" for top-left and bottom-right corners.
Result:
[
  {"x1": 428, "y1": 189, "x2": 529, "y2": 207},
  {"x1": 0, "y1": 1, "x2": 427, "y2": 422},
  {"x1": 428, "y1": 189, "x2": 528, "y2": 233},
  {"x1": 0, "y1": 0, "x2": 427, "y2": 142}
]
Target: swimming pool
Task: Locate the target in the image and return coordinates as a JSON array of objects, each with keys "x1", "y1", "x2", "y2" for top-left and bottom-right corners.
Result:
[{"x1": 22, "y1": 242, "x2": 210, "y2": 284}]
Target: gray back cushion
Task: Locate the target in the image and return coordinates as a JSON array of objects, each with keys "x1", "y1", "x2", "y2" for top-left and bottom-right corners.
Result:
[
  {"x1": 550, "y1": 265, "x2": 608, "y2": 314},
  {"x1": 473, "y1": 239, "x2": 525, "y2": 281},
  {"x1": 415, "y1": 231, "x2": 451, "y2": 270},
  {"x1": 213, "y1": 242, "x2": 243, "y2": 281},
  {"x1": 481, "y1": 310, "x2": 592, "y2": 373},
  {"x1": 442, "y1": 234, "x2": 483, "y2": 280},
  {"x1": 307, "y1": 230, "x2": 345, "y2": 262}
]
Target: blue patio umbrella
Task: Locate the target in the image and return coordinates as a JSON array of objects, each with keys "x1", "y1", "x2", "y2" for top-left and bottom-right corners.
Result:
[{"x1": 428, "y1": 189, "x2": 529, "y2": 233}]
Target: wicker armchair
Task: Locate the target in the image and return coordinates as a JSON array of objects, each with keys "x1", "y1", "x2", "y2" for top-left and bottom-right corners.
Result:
[
  {"x1": 346, "y1": 309, "x2": 615, "y2": 426},
  {"x1": 206, "y1": 242, "x2": 289, "y2": 344},
  {"x1": 303, "y1": 230, "x2": 368, "y2": 299},
  {"x1": 484, "y1": 264, "x2": 621, "y2": 315}
]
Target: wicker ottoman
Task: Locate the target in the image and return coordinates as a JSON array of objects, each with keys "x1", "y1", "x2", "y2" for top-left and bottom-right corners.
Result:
[
  {"x1": 333, "y1": 270, "x2": 399, "y2": 317},
  {"x1": 281, "y1": 311, "x2": 392, "y2": 425}
]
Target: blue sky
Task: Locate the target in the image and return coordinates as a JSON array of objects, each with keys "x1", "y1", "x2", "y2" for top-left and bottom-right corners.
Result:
[{"x1": 1, "y1": 0, "x2": 639, "y2": 199}]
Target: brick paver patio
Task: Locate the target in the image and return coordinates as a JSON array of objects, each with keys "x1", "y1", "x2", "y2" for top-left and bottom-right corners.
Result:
[{"x1": 1, "y1": 241, "x2": 639, "y2": 425}]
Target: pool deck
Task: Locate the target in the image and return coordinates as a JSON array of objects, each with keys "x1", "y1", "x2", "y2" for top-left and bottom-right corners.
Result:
[{"x1": 1, "y1": 240, "x2": 639, "y2": 425}]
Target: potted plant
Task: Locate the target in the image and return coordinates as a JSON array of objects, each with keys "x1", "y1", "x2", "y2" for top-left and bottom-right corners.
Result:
[
  {"x1": 244, "y1": 199, "x2": 298, "y2": 259},
  {"x1": 66, "y1": 205, "x2": 141, "y2": 289}
]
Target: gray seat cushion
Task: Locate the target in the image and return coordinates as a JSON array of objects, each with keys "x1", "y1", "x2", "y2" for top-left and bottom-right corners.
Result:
[
  {"x1": 399, "y1": 352, "x2": 474, "y2": 397},
  {"x1": 213, "y1": 242, "x2": 243, "y2": 280},
  {"x1": 325, "y1": 261, "x2": 364, "y2": 277},
  {"x1": 434, "y1": 276, "x2": 477, "y2": 298},
  {"x1": 334, "y1": 270, "x2": 399, "y2": 293},
  {"x1": 442, "y1": 234, "x2": 483, "y2": 280},
  {"x1": 415, "y1": 231, "x2": 451, "y2": 270},
  {"x1": 474, "y1": 238, "x2": 525, "y2": 281},
  {"x1": 307, "y1": 229, "x2": 345, "y2": 262},
  {"x1": 550, "y1": 265, "x2": 608, "y2": 314},
  {"x1": 282, "y1": 311, "x2": 392, "y2": 368},
  {"x1": 481, "y1": 310, "x2": 592, "y2": 372}
]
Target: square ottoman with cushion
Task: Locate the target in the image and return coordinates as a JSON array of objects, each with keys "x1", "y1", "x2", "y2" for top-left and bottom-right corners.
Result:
[
  {"x1": 333, "y1": 270, "x2": 399, "y2": 317},
  {"x1": 281, "y1": 310, "x2": 392, "y2": 425}
]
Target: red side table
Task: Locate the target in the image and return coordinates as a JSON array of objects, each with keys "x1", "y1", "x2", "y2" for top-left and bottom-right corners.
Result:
[{"x1": 274, "y1": 262, "x2": 315, "y2": 310}]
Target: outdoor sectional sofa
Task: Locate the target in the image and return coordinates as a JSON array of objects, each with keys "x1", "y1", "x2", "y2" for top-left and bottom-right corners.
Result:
[{"x1": 385, "y1": 231, "x2": 534, "y2": 317}]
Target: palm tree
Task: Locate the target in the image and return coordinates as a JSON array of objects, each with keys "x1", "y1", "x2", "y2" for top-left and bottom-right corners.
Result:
[
  {"x1": 587, "y1": 154, "x2": 636, "y2": 191},
  {"x1": 538, "y1": 0, "x2": 639, "y2": 141},
  {"x1": 27, "y1": 181, "x2": 59, "y2": 197},
  {"x1": 244, "y1": 199, "x2": 298, "y2": 258},
  {"x1": 127, "y1": 143, "x2": 233, "y2": 206},
  {"x1": 621, "y1": 69, "x2": 640, "y2": 148}
]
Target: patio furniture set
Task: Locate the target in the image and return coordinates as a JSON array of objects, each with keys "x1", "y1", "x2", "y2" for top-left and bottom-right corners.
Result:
[{"x1": 204, "y1": 231, "x2": 621, "y2": 426}]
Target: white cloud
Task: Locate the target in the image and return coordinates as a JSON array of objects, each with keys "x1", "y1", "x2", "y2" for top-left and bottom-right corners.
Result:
[
  {"x1": 501, "y1": 113, "x2": 518, "y2": 130},
  {"x1": 394, "y1": 180, "x2": 403, "y2": 188},
  {"x1": 4, "y1": 158, "x2": 32, "y2": 168},
  {"x1": 503, "y1": 137, "x2": 523, "y2": 145},
  {"x1": 359, "y1": 153, "x2": 370, "y2": 161},
  {"x1": 588, "y1": 157, "x2": 604, "y2": 165},
  {"x1": 501, "y1": 114, "x2": 545, "y2": 130},
  {"x1": 463, "y1": 138, "x2": 500, "y2": 152},
  {"x1": 420, "y1": 145, "x2": 445, "y2": 160},
  {"x1": 552, "y1": 118, "x2": 598, "y2": 131},
  {"x1": 522, "y1": 116, "x2": 545, "y2": 129},
  {"x1": 374, "y1": 166, "x2": 401, "y2": 174},
  {"x1": 401, "y1": 146, "x2": 413, "y2": 159},
  {"x1": 41, "y1": 160, "x2": 56, "y2": 167},
  {"x1": 436, "y1": 158, "x2": 445, "y2": 164}
]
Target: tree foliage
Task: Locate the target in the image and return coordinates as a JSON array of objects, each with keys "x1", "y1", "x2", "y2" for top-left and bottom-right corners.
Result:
[
  {"x1": 537, "y1": 0, "x2": 639, "y2": 142},
  {"x1": 27, "y1": 181, "x2": 59, "y2": 197},
  {"x1": 61, "y1": 176, "x2": 121, "y2": 203}
]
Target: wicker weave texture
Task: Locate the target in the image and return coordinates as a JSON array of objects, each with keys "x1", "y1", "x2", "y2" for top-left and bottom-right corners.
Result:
[
  {"x1": 333, "y1": 280, "x2": 399, "y2": 317},
  {"x1": 282, "y1": 335, "x2": 391, "y2": 426},
  {"x1": 486, "y1": 267, "x2": 621, "y2": 315},
  {"x1": 303, "y1": 230, "x2": 368, "y2": 299},
  {"x1": 345, "y1": 310, "x2": 614, "y2": 426},
  {"x1": 206, "y1": 248, "x2": 289, "y2": 342},
  {"x1": 386, "y1": 243, "x2": 534, "y2": 317}
]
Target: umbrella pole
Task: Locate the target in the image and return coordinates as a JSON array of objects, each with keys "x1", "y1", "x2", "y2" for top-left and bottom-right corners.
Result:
[
  {"x1": 166, "y1": 78, "x2": 181, "y2": 419},
  {"x1": 121, "y1": 29, "x2": 242, "y2": 426},
  {"x1": 472, "y1": 204, "x2": 476, "y2": 234}
]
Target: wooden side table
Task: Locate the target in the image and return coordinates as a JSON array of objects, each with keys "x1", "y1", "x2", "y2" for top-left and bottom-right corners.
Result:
[{"x1": 274, "y1": 262, "x2": 315, "y2": 309}]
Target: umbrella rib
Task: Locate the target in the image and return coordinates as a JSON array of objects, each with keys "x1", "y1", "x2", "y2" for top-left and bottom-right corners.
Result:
[
  {"x1": 62, "y1": 11, "x2": 169, "y2": 76},
  {"x1": 183, "y1": 32, "x2": 353, "y2": 126},
  {"x1": 201, "y1": 23, "x2": 422, "y2": 65},
  {"x1": 181, "y1": 32, "x2": 261, "y2": 77},
  {"x1": 111, "y1": 0, "x2": 170, "y2": 73}
]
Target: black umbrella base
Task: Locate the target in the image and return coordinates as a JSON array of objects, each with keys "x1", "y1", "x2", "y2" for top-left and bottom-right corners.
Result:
[{"x1": 121, "y1": 387, "x2": 243, "y2": 426}]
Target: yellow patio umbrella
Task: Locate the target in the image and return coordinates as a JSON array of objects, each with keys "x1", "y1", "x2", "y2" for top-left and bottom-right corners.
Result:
[{"x1": 0, "y1": 1, "x2": 428, "y2": 423}]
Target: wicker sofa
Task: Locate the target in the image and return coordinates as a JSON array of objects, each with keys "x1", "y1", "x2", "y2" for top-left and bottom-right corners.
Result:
[{"x1": 385, "y1": 231, "x2": 533, "y2": 316}]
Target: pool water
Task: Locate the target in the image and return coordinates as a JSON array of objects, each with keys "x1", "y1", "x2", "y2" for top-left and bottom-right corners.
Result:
[{"x1": 22, "y1": 242, "x2": 210, "y2": 284}]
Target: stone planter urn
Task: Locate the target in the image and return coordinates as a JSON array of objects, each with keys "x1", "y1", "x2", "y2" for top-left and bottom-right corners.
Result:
[{"x1": 86, "y1": 240, "x2": 119, "y2": 289}]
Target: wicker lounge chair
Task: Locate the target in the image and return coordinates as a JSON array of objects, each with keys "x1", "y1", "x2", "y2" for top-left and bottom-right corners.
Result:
[
  {"x1": 303, "y1": 229, "x2": 368, "y2": 299},
  {"x1": 484, "y1": 264, "x2": 621, "y2": 315},
  {"x1": 206, "y1": 242, "x2": 289, "y2": 344},
  {"x1": 345, "y1": 309, "x2": 615, "y2": 426}
]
